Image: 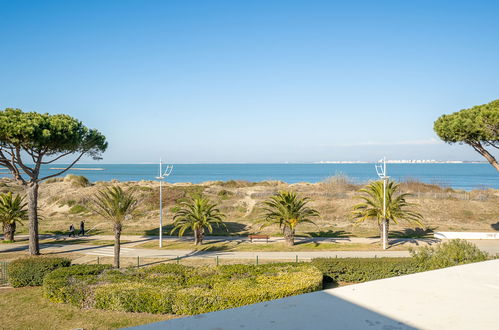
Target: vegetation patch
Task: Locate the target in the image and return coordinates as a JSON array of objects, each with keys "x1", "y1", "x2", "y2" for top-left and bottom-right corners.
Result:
[
  {"x1": 0, "y1": 286, "x2": 173, "y2": 330},
  {"x1": 64, "y1": 174, "x2": 91, "y2": 187},
  {"x1": 43, "y1": 263, "x2": 323, "y2": 315},
  {"x1": 8, "y1": 256, "x2": 71, "y2": 287},
  {"x1": 410, "y1": 239, "x2": 488, "y2": 270},
  {"x1": 312, "y1": 240, "x2": 489, "y2": 284},
  {"x1": 69, "y1": 204, "x2": 88, "y2": 214},
  {"x1": 311, "y1": 258, "x2": 419, "y2": 283}
]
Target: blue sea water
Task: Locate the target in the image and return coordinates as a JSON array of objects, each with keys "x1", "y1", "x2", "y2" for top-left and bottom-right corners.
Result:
[{"x1": 1, "y1": 163, "x2": 497, "y2": 191}]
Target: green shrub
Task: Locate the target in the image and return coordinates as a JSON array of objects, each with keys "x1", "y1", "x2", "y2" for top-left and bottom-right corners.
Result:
[
  {"x1": 410, "y1": 239, "x2": 488, "y2": 270},
  {"x1": 311, "y1": 258, "x2": 420, "y2": 283},
  {"x1": 8, "y1": 257, "x2": 71, "y2": 287},
  {"x1": 69, "y1": 204, "x2": 88, "y2": 214},
  {"x1": 173, "y1": 264, "x2": 323, "y2": 315},
  {"x1": 42, "y1": 262, "x2": 322, "y2": 315},
  {"x1": 43, "y1": 264, "x2": 111, "y2": 305},
  {"x1": 64, "y1": 174, "x2": 90, "y2": 187},
  {"x1": 217, "y1": 189, "x2": 234, "y2": 199}
]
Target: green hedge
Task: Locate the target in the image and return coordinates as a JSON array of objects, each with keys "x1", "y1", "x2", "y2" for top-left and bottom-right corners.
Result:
[
  {"x1": 410, "y1": 239, "x2": 488, "y2": 270},
  {"x1": 8, "y1": 257, "x2": 71, "y2": 287},
  {"x1": 43, "y1": 264, "x2": 111, "y2": 306},
  {"x1": 310, "y1": 258, "x2": 420, "y2": 283},
  {"x1": 312, "y1": 241, "x2": 489, "y2": 283},
  {"x1": 43, "y1": 263, "x2": 323, "y2": 315}
]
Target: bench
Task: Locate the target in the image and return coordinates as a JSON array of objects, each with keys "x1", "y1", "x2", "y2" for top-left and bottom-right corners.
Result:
[{"x1": 249, "y1": 235, "x2": 270, "y2": 243}]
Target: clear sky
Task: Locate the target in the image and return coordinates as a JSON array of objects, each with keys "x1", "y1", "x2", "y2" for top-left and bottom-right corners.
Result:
[{"x1": 1, "y1": 0, "x2": 498, "y2": 163}]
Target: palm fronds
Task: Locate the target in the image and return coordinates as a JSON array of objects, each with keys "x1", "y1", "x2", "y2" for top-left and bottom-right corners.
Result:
[
  {"x1": 171, "y1": 196, "x2": 226, "y2": 244},
  {"x1": 91, "y1": 186, "x2": 138, "y2": 224},
  {"x1": 259, "y1": 191, "x2": 319, "y2": 245}
]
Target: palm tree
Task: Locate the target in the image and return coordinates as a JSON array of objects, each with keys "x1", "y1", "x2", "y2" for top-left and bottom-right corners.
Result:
[
  {"x1": 260, "y1": 191, "x2": 319, "y2": 246},
  {"x1": 0, "y1": 192, "x2": 28, "y2": 242},
  {"x1": 171, "y1": 196, "x2": 226, "y2": 245},
  {"x1": 352, "y1": 180, "x2": 424, "y2": 249},
  {"x1": 91, "y1": 186, "x2": 138, "y2": 268}
]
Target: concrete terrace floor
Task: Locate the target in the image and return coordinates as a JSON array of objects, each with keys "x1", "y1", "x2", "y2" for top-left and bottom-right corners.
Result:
[{"x1": 131, "y1": 259, "x2": 499, "y2": 330}]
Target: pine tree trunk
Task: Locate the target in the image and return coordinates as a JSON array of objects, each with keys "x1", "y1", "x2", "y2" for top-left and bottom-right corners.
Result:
[
  {"x1": 283, "y1": 226, "x2": 295, "y2": 246},
  {"x1": 114, "y1": 224, "x2": 122, "y2": 268},
  {"x1": 26, "y1": 182, "x2": 39, "y2": 255},
  {"x1": 470, "y1": 142, "x2": 499, "y2": 171}
]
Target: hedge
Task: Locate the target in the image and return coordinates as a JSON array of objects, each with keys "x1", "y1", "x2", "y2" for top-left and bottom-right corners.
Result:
[
  {"x1": 312, "y1": 241, "x2": 489, "y2": 283},
  {"x1": 410, "y1": 239, "x2": 488, "y2": 270},
  {"x1": 43, "y1": 263, "x2": 323, "y2": 315},
  {"x1": 43, "y1": 264, "x2": 112, "y2": 306},
  {"x1": 8, "y1": 257, "x2": 71, "y2": 287},
  {"x1": 310, "y1": 258, "x2": 421, "y2": 283}
]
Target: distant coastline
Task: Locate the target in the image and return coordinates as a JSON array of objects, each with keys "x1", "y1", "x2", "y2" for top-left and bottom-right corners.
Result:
[
  {"x1": 0, "y1": 163, "x2": 496, "y2": 190},
  {"x1": 315, "y1": 160, "x2": 487, "y2": 164},
  {"x1": 49, "y1": 168, "x2": 105, "y2": 171}
]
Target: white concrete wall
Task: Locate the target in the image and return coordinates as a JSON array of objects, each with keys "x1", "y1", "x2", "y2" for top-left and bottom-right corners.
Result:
[{"x1": 434, "y1": 231, "x2": 499, "y2": 239}]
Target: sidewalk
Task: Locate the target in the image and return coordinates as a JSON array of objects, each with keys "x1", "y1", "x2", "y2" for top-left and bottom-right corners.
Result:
[
  {"x1": 2, "y1": 235, "x2": 498, "y2": 260},
  {"x1": 9, "y1": 233, "x2": 440, "y2": 246},
  {"x1": 0, "y1": 242, "x2": 411, "y2": 260}
]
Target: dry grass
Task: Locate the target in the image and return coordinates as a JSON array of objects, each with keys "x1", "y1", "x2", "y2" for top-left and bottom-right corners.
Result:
[
  {"x1": 0, "y1": 177, "x2": 496, "y2": 238},
  {"x1": 136, "y1": 240, "x2": 406, "y2": 252},
  {"x1": 0, "y1": 287, "x2": 175, "y2": 330}
]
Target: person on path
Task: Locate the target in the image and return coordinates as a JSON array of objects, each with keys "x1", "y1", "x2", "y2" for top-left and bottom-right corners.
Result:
[
  {"x1": 69, "y1": 224, "x2": 75, "y2": 238},
  {"x1": 79, "y1": 220, "x2": 85, "y2": 236}
]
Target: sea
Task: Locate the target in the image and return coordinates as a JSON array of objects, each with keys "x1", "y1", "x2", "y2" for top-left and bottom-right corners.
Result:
[{"x1": 1, "y1": 163, "x2": 497, "y2": 191}]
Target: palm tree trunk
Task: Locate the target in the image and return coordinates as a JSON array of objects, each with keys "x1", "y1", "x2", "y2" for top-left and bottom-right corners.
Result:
[
  {"x1": 194, "y1": 228, "x2": 203, "y2": 245},
  {"x1": 385, "y1": 220, "x2": 390, "y2": 248},
  {"x1": 26, "y1": 182, "x2": 39, "y2": 255},
  {"x1": 4, "y1": 222, "x2": 16, "y2": 241},
  {"x1": 380, "y1": 219, "x2": 390, "y2": 250},
  {"x1": 113, "y1": 223, "x2": 122, "y2": 268},
  {"x1": 283, "y1": 226, "x2": 294, "y2": 246}
]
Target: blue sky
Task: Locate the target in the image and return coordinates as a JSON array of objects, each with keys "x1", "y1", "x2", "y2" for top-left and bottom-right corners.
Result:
[{"x1": 1, "y1": 0, "x2": 498, "y2": 163}]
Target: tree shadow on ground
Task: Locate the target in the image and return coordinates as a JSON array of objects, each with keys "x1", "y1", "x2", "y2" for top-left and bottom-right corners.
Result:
[
  {"x1": 143, "y1": 222, "x2": 248, "y2": 237},
  {"x1": 305, "y1": 230, "x2": 351, "y2": 238},
  {"x1": 389, "y1": 227, "x2": 437, "y2": 239},
  {"x1": 491, "y1": 223, "x2": 499, "y2": 231},
  {"x1": 389, "y1": 227, "x2": 440, "y2": 247}
]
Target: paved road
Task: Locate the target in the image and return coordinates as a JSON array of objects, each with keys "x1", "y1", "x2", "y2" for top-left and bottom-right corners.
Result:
[
  {"x1": 0, "y1": 242, "x2": 411, "y2": 260},
  {"x1": 2, "y1": 235, "x2": 498, "y2": 260},
  {"x1": 2, "y1": 238, "x2": 498, "y2": 260},
  {"x1": 8, "y1": 233, "x2": 441, "y2": 245}
]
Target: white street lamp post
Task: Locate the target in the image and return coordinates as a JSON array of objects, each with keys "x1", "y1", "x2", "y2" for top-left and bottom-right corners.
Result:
[
  {"x1": 156, "y1": 159, "x2": 173, "y2": 248},
  {"x1": 375, "y1": 157, "x2": 389, "y2": 250}
]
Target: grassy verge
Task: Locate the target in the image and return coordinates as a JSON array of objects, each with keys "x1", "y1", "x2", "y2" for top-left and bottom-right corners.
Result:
[
  {"x1": 136, "y1": 240, "x2": 407, "y2": 252},
  {"x1": 0, "y1": 287, "x2": 175, "y2": 330}
]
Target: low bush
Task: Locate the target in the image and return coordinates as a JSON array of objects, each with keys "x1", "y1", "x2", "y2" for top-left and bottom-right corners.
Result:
[
  {"x1": 312, "y1": 241, "x2": 488, "y2": 284},
  {"x1": 8, "y1": 257, "x2": 71, "y2": 287},
  {"x1": 64, "y1": 174, "x2": 90, "y2": 187},
  {"x1": 95, "y1": 283, "x2": 176, "y2": 314},
  {"x1": 311, "y1": 258, "x2": 420, "y2": 283},
  {"x1": 43, "y1": 264, "x2": 112, "y2": 305},
  {"x1": 217, "y1": 189, "x2": 234, "y2": 199},
  {"x1": 410, "y1": 239, "x2": 488, "y2": 270},
  {"x1": 43, "y1": 263, "x2": 322, "y2": 315},
  {"x1": 69, "y1": 204, "x2": 88, "y2": 214}
]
